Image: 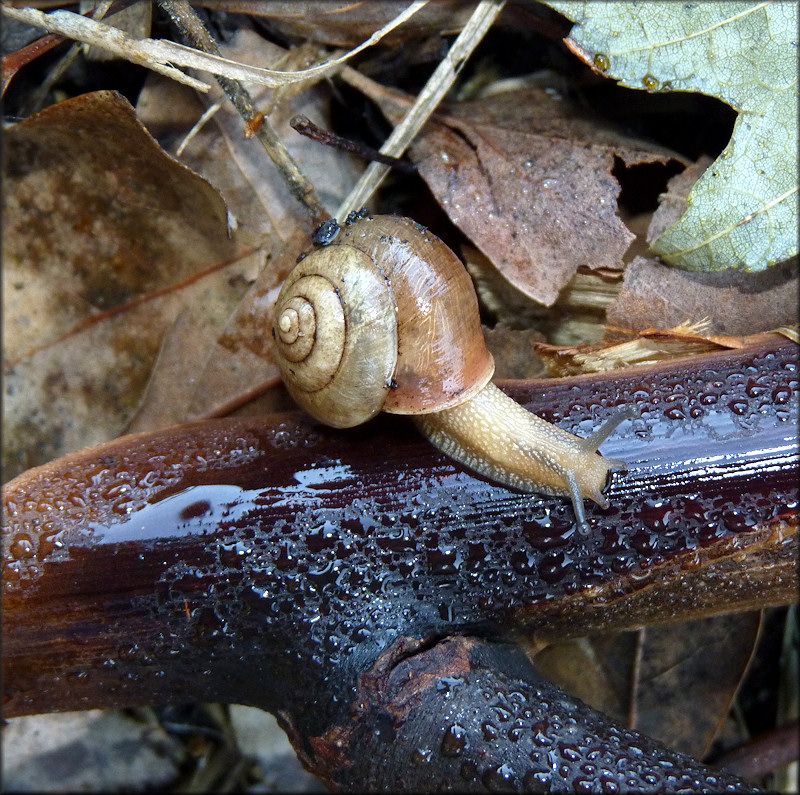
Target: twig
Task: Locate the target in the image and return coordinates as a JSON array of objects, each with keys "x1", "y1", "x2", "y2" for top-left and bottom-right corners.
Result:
[
  {"x1": 1, "y1": 2, "x2": 429, "y2": 91},
  {"x1": 2, "y1": 4, "x2": 210, "y2": 91},
  {"x1": 290, "y1": 114, "x2": 417, "y2": 174},
  {"x1": 176, "y1": 100, "x2": 222, "y2": 157},
  {"x1": 628, "y1": 627, "x2": 645, "y2": 730},
  {"x1": 335, "y1": 0, "x2": 506, "y2": 221},
  {"x1": 712, "y1": 720, "x2": 799, "y2": 780},
  {"x1": 157, "y1": 0, "x2": 328, "y2": 224}
]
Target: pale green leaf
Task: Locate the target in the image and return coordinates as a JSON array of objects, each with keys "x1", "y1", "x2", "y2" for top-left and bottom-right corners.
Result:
[{"x1": 546, "y1": 1, "x2": 798, "y2": 271}]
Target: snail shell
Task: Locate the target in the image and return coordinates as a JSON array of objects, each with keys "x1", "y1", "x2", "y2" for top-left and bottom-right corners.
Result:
[
  {"x1": 274, "y1": 215, "x2": 494, "y2": 427},
  {"x1": 273, "y1": 214, "x2": 631, "y2": 532}
]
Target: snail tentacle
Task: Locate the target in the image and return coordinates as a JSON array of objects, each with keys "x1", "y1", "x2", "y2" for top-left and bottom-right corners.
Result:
[{"x1": 581, "y1": 405, "x2": 639, "y2": 454}]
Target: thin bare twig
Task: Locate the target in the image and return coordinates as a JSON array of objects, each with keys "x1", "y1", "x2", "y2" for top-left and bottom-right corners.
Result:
[
  {"x1": 335, "y1": 0, "x2": 506, "y2": 221},
  {"x1": 157, "y1": 0, "x2": 328, "y2": 224},
  {"x1": 290, "y1": 114, "x2": 417, "y2": 174}
]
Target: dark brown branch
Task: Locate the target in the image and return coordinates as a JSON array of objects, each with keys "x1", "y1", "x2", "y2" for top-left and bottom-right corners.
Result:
[
  {"x1": 711, "y1": 720, "x2": 799, "y2": 780},
  {"x1": 293, "y1": 635, "x2": 754, "y2": 791},
  {"x1": 290, "y1": 113, "x2": 417, "y2": 173},
  {"x1": 3, "y1": 334, "x2": 796, "y2": 789}
]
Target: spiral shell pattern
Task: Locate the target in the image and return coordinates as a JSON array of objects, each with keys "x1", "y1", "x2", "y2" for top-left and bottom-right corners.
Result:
[{"x1": 273, "y1": 245, "x2": 398, "y2": 428}]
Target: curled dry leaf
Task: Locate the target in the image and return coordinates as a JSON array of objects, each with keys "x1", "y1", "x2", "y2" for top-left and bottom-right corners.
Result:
[
  {"x1": 195, "y1": 0, "x2": 478, "y2": 47},
  {"x1": 532, "y1": 323, "x2": 790, "y2": 378},
  {"x1": 360, "y1": 81, "x2": 685, "y2": 306},
  {"x1": 2, "y1": 90, "x2": 250, "y2": 480},
  {"x1": 132, "y1": 31, "x2": 362, "y2": 428}
]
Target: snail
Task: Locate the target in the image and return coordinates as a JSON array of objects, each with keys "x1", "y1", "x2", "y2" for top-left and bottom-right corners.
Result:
[{"x1": 273, "y1": 213, "x2": 633, "y2": 533}]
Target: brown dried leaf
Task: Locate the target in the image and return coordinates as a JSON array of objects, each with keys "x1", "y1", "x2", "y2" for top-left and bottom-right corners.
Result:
[
  {"x1": 607, "y1": 255, "x2": 799, "y2": 337},
  {"x1": 531, "y1": 634, "x2": 634, "y2": 727},
  {"x1": 631, "y1": 613, "x2": 762, "y2": 759},
  {"x1": 132, "y1": 31, "x2": 361, "y2": 427},
  {"x1": 532, "y1": 322, "x2": 785, "y2": 377},
  {"x1": 2, "y1": 90, "x2": 247, "y2": 479},
  {"x1": 532, "y1": 613, "x2": 761, "y2": 761},
  {"x1": 194, "y1": 1, "x2": 477, "y2": 47},
  {"x1": 364, "y1": 83, "x2": 685, "y2": 305},
  {"x1": 648, "y1": 155, "x2": 714, "y2": 244}
]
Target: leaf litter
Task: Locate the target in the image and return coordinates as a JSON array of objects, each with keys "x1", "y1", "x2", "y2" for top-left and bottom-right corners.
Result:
[
  {"x1": 2, "y1": 90, "x2": 250, "y2": 479},
  {"x1": 352, "y1": 75, "x2": 685, "y2": 305},
  {"x1": 548, "y1": 1, "x2": 799, "y2": 272}
]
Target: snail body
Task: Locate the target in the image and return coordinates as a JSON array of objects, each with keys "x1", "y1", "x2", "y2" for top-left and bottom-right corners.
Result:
[{"x1": 273, "y1": 214, "x2": 631, "y2": 532}]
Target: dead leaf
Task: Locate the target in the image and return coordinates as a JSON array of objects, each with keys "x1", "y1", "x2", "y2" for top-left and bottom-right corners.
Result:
[
  {"x1": 607, "y1": 255, "x2": 799, "y2": 337},
  {"x1": 2, "y1": 90, "x2": 248, "y2": 479},
  {"x1": 194, "y1": 0, "x2": 477, "y2": 47},
  {"x1": 461, "y1": 243, "x2": 550, "y2": 327},
  {"x1": 648, "y1": 155, "x2": 714, "y2": 243},
  {"x1": 531, "y1": 636, "x2": 632, "y2": 726},
  {"x1": 632, "y1": 613, "x2": 762, "y2": 759},
  {"x1": 131, "y1": 31, "x2": 361, "y2": 427},
  {"x1": 360, "y1": 81, "x2": 685, "y2": 305},
  {"x1": 531, "y1": 612, "x2": 762, "y2": 760}
]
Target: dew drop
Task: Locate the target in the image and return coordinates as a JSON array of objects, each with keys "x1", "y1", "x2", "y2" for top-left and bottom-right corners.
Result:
[
  {"x1": 508, "y1": 726, "x2": 525, "y2": 742},
  {"x1": 559, "y1": 742, "x2": 581, "y2": 761},
  {"x1": 411, "y1": 748, "x2": 432, "y2": 766},
  {"x1": 728, "y1": 399, "x2": 749, "y2": 416},
  {"x1": 482, "y1": 721, "x2": 498, "y2": 741},
  {"x1": 441, "y1": 724, "x2": 468, "y2": 757},
  {"x1": 482, "y1": 762, "x2": 518, "y2": 791},
  {"x1": 773, "y1": 386, "x2": 792, "y2": 404},
  {"x1": 524, "y1": 770, "x2": 550, "y2": 789},
  {"x1": 601, "y1": 776, "x2": 620, "y2": 793},
  {"x1": 642, "y1": 74, "x2": 659, "y2": 91},
  {"x1": 9, "y1": 533, "x2": 35, "y2": 560},
  {"x1": 180, "y1": 500, "x2": 211, "y2": 520},
  {"x1": 593, "y1": 52, "x2": 610, "y2": 71}
]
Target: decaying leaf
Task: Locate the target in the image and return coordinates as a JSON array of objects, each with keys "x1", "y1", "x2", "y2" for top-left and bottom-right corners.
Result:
[
  {"x1": 532, "y1": 323, "x2": 790, "y2": 376},
  {"x1": 605, "y1": 153, "x2": 799, "y2": 336},
  {"x1": 132, "y1": 31, "x2": 361, "y2": 427},
  {"x1": 631, "y1": 613, "x2": 762, "y2": 759},
  {"x1": 2, "y1": 90, "x2": 249, "y2": 479},
  {"x1": 532, "y1": 612, "x2": 762, "y2": 760},
  {"x1": 607, "y1": 255, "x2": 798, "y2": 338},
  {"x1": 195, "y1": 0, "x2": 477, "y2": 47},
  {"x1": 549, "y1": 1, "x2": 799, "y2": 272},
  {"x1": 358, "y1": 80, "x2": 684, "y2": 306},
  {"x1": 648, "y1": 155, "x2": 715, "y2": 244}
]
